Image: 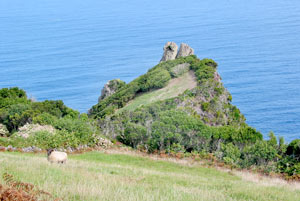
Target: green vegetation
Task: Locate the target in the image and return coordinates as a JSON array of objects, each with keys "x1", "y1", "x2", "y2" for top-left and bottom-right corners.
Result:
[
  {"x1": 0, "y1": 55, "x2": 299, "y2": 180},
  {"x1": 117, "y1": 71, "x2": 197, "y2": 113},
  {"x1": 0, "y1": 87, "x2": 98, "y2": 149},
  {"x1": 0, "y1": 151, "x2": 299, "y2": 201},
  {"x1": 89, "y1": 56, "x2": 198, "y2": 118}
]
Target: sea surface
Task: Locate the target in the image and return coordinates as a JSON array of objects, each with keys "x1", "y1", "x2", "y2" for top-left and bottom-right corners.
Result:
[{"x1": 0, "y1": 0, "x2": 299, "y2": 141}]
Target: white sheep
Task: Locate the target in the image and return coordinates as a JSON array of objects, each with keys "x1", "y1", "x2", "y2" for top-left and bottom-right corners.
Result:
[{"x1": 47, "y1": 149, "x2": 68, "y2": 164}]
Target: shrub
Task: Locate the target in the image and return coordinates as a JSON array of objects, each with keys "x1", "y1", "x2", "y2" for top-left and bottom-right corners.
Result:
[
  {"x1": 139, "y1": 69, "x2": 171, "y2": 92},
  {"x1": 0, "y1": 90, "x2": 81, "y2": 135},
  {"x1": 0, "y1": 103, "x2": 32, "y2": 132},
  {"x1": 214, "y1": 87, "x2": 223, "y2": 96},
  {"x1": 277, "y1": 156, "x2": 300, "y2": 176},
  {"x1": 221, "y1": 143, "x2": 241, "y2": 165},
  {"x1": 0, "y1": 87, "x2": 28, "y2": 109},
  {"x1": 117, "y1": 123, "x2": 147, "y2": 148},
  {"x1": 268, "y1": 131, "x2": 277, "y2": 147},
  {"x1": 201, "y1": 102, "x2": 210, "y2": 111},
  {"x1": 53, "y1": 117, "x2": 95, "y2": 146},
  {"x1": 228, "y1": 94, "x2": 232, "y2": 102},
  {"x1": 241, "y1": 141, "x2": 277, "y2": 167},
  {"x1": 32, "y1": 113, "x2": 57, "y2": 125},
  {"x1": 27, "y1": 131, "x2": 55, "y2": 149},
  {"x1": 286, "y1": 139, "x2": 300, "y2": 160}
]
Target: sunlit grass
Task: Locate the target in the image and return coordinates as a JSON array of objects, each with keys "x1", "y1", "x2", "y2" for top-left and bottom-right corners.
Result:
[
  {"x1": 118, "y1": 71, "x2": 197, "y2": 113},
  {"x1": 0, "y1": 151, "x2": 299, "y2": 201}
]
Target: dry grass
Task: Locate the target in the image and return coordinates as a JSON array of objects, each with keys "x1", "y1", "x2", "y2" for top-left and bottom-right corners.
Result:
[
  {"x1": 118, "y1": 71, "x2": 197, "y2": 113},
  {"x1": 103, "y1": 147, "x2": 300, "y2": 190},
  {"x1": 0, "y1": 151, "x2": 299, "y2": 201},
  {"x1": 0, "y1": 172, "x2": 58, "y2": 201}
]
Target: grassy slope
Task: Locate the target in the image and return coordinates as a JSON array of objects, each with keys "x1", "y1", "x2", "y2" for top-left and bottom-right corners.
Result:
[
  {"x1": 0, "y1": 151, "x2": 299, "y2": 201},
  {"x1": 118, "y1": 71, "x2": 197, "y2": 113}
]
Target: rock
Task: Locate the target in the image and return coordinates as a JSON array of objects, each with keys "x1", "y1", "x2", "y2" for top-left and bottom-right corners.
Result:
[
  {"x1": 98, "y1": 79, "x2": 126, "y2": 102},
  {"x1": 22, "y1": 147, "x2": 34, "y2": 152},
  {"x1": 31, "y1": 146, "x2": 42, "y2": 152},
  {"x1": 0, "y1": 124, "x2": 9, "y2": 137},
  {"x1": 66, "y1": 147, "x2": 74, "y2": 153},
  {"x1": 176, "y1": 43, "x2": 194, "y2": 58},
  {"x1": 7, "y1": 145, "x2": 16, "y2": 152},
  {"x1": 93, "y1": 135, "x2": 113, "y2": 148},
  {"x1": 214, "y1": 71, "x2": 221, "y2": 82},
  {"x1": 160, "y1": 42, "x2": 178, "y2": 62},
  {"x1": 16, "y1": 123, "x2": 55, "y2": 139}
]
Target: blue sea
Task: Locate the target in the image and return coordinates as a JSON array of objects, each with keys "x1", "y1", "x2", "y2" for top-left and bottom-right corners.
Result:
[{"x1": 0, "y1": 0, "x2": 299, "y2": 141}]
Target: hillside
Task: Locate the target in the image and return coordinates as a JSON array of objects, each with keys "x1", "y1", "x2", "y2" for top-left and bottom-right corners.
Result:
[
  {"x1": 0, "y1": 151, "x2": 299, "y2": 201},
  {"x1": 0, "y1": 42, "x2": 299, "y2": 183},
  {"x1": 117, "y1": 71, "x2": 197, "y2": 113},
  {"x1": 92, "y1": 43, "x2": 257, "y2": 151}
]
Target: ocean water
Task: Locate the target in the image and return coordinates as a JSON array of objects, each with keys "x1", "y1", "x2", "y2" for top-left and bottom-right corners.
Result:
[{"x1": 0, "y1": 0, "x2": 299, "y2": 141}]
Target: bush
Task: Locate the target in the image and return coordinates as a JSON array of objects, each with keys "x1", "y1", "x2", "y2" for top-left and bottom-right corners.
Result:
[
  {"x1": 27, "y1": 131, "x2": 55, "y2": 149},
  {"x1": 241, "y1": 141, "x2": 277, "y2": 167},
  {"x1": 0, "y1": 103, "x2": 32, "y2": 132},
  {"x1": 277, "y1": 156, "x2": 300, "y2": 176},
  {"x1": 117, "y1": 123, "x2": 147, "y2": 148},
  {"x1": 0, "y1": 91, "x2": 81, "y2": 134},
  {"x1": 53, "y1": 117, "x2": 95, "y2": 146},
  {"x1": 139, "y1": 69, "x2": 171, "y2": 92},
  {"x1": 286, "y1": 139, "x2": 300, "y2": 160},
  {"x1": 0, "y1": 87, "x2": 28, "y2": 109},
  {"x1": 201, "y1": 102, "x2": 210, "y2": 111},
  {"x1": 32, "y1": 113, "x2": 57, "y2": 125},
  {"x1": 221, "y1": 143, "x2": 241, "y2": 165}
]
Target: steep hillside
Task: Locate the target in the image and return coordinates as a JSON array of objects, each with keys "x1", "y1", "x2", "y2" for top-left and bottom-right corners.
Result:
[
  {"x1": 89, "y1": 55, "x2": 244, "y2": 127},
  {"x1": 89, "y1": 43, "x2": 265, "y2": 157}
]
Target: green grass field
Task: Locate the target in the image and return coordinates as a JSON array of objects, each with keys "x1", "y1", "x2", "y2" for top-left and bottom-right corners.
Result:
[
  {"x1": 118, "y1": 71, "x2": 197, "y2": 113},
  {"x1": 0, "y1": 151, "x2": 299, "y2": 201}
]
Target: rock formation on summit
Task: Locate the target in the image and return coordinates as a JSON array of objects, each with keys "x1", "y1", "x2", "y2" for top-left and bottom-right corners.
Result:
[
  {"x1": 160, "y1": 42, "x2": 194, "y2": 62},
  {"x1": 176, "y1": 43, "x2": 194, "y2": 58},
  {"x1": 160, "y1": 42, "x2": 178, "y2": 62},
  {"x1": 98, "y1": 79, "x2": 126, "y2": 102}
]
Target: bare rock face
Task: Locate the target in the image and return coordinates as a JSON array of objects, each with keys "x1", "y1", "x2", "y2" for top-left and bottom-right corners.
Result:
[
  {"x1": 160, "y1": 42, "x2": 178, "y2": 62},
  {"x1": 176, "y1": 43, "x2": 194, "y2": 58},
  {"x1": 98, "y1": 79, "x2": 126, "y2": 102},
  {"x1": 0, "y1": 124, "x2": 9, "y2": 137},
  {"x1": 214, "y1": 71, "x2": 221, "y2": 82}
]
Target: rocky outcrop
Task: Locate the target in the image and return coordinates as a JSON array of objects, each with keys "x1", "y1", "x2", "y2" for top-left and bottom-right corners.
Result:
[
  {"x1": 160, "y1": 42, "x2": 194, "y2": 62},
  {"x1": 176, "y1": 43, "x2": 194, "y2": 58},
  {"x1": 0, "y1": 124, "x2": 9, "y2": 137},
  {"x1": 98, "y1": 79, "x2": 126, "y2": 102},
  {"x1": 160, "y1": 42, "x2": 178, "y2": 62},
  {"x1": 214, "y1": 71, "x2": 221, "y2": 82},
  {"x1": 16, "y1": 123, "x2": 55, "y2": 139},
  {"x1": 93, "y1": 135, "x2": 113, "y2": 149}
]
